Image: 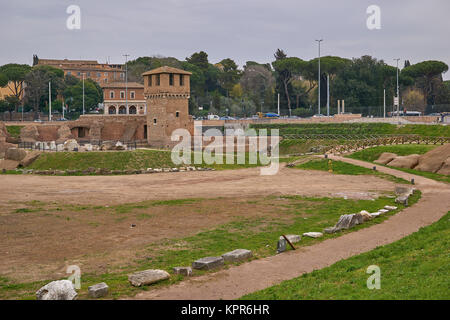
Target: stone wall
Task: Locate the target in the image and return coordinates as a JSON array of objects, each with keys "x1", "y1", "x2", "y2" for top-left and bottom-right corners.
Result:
[{"x1": 3, "y1": 115, "x2": 148, "y2": 143}]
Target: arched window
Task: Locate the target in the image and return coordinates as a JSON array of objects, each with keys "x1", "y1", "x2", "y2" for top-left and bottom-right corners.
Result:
[
  {"x1": 108, "y1": 106, "x2": 116, "y2": 114},
  {"x1": 129, "y1": 106, "x2": 137, "y2": 114},
  {"x1": 119, "y1": 106, "x2": 126, "y2": 114}
]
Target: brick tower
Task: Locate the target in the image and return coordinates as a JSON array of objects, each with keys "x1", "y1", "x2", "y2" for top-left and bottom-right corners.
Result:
[{"x1": 142, "y1": 66, "x2": 193, "y2": 148}]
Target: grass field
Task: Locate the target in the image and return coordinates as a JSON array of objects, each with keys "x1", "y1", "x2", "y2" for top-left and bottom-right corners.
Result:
[
  {"x1": 348, "y1": 145, "x2": 450, "y2": 183},
  {"x1": 5, "y1": 125, "x2": 23, "y2": 138},
  {"x1": 24, "y1": 150, "x2": 264, "y2": 172},
  {"x1": 0, "y1": 192, "x2": 419, "y2": 300},
  {"x1": 251, "y1": 123, "x2": 450, "y2": 137},
  {"x1": 241, "y1": 211, "x2": 449, "y2": 300},
  {"x1": 294, "y1": 158, "x2": 410, "y2": 184}
]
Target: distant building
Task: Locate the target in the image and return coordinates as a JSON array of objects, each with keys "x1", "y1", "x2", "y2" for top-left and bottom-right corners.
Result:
[
  {"x1": 102, "y1": 82, "x2": 146, "y2": 115},
  {"x1": 0, "y1": 82, "x2": 25, "y2": 100},
  {"x1": 33, "y1": 55, "x2": 125, "y2": 85}
]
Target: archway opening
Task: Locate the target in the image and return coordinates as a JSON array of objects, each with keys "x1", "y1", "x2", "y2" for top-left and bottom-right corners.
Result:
[{"x1": 108, "y1": 106, "x2": 116, "y2": 114}]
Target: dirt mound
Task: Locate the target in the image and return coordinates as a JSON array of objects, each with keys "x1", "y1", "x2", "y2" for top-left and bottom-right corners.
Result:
[
  {"x1": 388, "y1": 154, "x2": 420, "y2": 169},
  {"x1": 374, "y1": 152, "x2": 397, "y2": 165},
  {"x1": 0, "y1": 122, "x2": 10, "y2": 140},
  {"x1": 415, "y1": 144, "x2": 450, "y2": 173},
  {"x1": 5, "y1": 148, "x2": 27, "y2": 161},
  {"x1": 0, "y1": 159, "x2": 19, "y2": 170},
  {"x1": 37, "y1": 125, "x2": 59, "y2": 141},
  {"x1": 436, "y1": 157, "x2": 450, "y2": 175},
  {"x1": 19, "y1": 150, "x2": 42, "y2": 167},
  {"x1": 56, "y1": 125, "x2": 73, "y2": 143},
  {"x1": 20, "y1": 125, "x2": 39, "y2": 142}
]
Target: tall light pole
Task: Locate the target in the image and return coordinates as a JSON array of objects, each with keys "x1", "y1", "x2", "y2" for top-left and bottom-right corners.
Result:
[
  {"x1": 48, "y1": 81, "x2": 52, "y2": 121},
  {"x1": 315, "y1": 39, "x2": 323, "y2": 115},
  {"x1": 123, "y1": 54, "x2": 130, "y2": 112},
  {"x1": 326, "y1": 74, "x2": 330, "y2": 116},
  {"x1": 82, "y1": 72, "x2": 85, "y2": 115},
  {"x1": 277, "y1": 93, "x2": 280, "y2": 116},
  {"x1": 394, "y1": 58, "x2": 400, "y2": 119}
]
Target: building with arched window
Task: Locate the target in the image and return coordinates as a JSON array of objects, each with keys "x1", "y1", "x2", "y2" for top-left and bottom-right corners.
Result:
[{"x1": 102, "y1": 82, "x2": 147, "y2": 115}]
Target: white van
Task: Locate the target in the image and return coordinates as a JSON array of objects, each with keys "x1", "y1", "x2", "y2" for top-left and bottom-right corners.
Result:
[{"x1": 207, "y1": 114, "x2": 220, "y2": 120}]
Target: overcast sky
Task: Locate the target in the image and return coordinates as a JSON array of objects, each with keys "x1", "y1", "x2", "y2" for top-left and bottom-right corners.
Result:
[{"x1": 1, "y1": 0, "x2": 449, "y2": 79}]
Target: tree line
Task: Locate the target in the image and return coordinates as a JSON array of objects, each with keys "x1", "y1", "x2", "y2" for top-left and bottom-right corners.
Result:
[
  {"x1": 0, "y1": 50, "x2": 449, "y2": 119},
  {"x1": 125, "y1": 50, "x2": 450, "y2": 117},
  {"x1": 0, "y1": 64, "x2": 103, "y2": 119}
]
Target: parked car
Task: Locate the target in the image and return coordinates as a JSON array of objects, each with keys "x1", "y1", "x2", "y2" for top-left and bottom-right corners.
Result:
[
  {"x1": 207, "y1": 114, "x2": 220, "y2": 120},
  {"x1": 219, "y1": 116, "x2": 236, "y2": 120}
]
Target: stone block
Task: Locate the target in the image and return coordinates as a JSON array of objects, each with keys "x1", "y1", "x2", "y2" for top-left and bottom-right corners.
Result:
[
  {"x1": 302, "y1": 232, "x2": 323, "y2": 238},
  {"x1": 276, "y1": 238, "x2": 286, "y2": 253},
  {"x1": 395, "y1": 195, "x2": 409, "y2": 206},
  {"x1": 192, "y1": 256, "x2": 224, "y2": 270},
  {"x1": 128, "y1": 269, "x2": 170, "y2": 287},
  {"x1": 88, "y1": 282, "x2": 109, "y2": 298},
  {"x1": 222, "y1": 249, "x2": 253, "y2": 262},
  {"x1": 279, "y1": 234, "x2": 301, "y2": 243},
  {"x1": 173, "y1": 267, "x2": 193, "y2": 276}
]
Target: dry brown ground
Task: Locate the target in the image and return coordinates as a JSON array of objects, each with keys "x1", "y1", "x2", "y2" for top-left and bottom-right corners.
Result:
[
  {"x1": 0, "y1": 167, "x2": 394, "y2": 283},
  {"x1": 0, "y1": 166, "x2": 392, "y2": 205}
]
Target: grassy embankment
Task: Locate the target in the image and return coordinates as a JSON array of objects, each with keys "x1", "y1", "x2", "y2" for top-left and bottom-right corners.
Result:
[
  {"x1": 348, "y1": 145, "x2": 450, "y2": 183},
  {"x1": 293, "y1": 158, "x2": 410, "y2": 184},
  {"x1": 5, "y1": 125, "x2": 23, "y2": 138},
  {"x1": 241, "y1": 211, "x2": 449, "y2": 300},
  {"x1": 250, "y1": 123, "x2": 450, "y2": 156},
  {"x1": 22, "y1": 149, "x2": 266, "y2": 172},
  {"x1": 251, "y1": 123, "x2": 450, "y2": 136},
  {"x1": 0, "y1": 192, "x2": 419, "y2": 300}
]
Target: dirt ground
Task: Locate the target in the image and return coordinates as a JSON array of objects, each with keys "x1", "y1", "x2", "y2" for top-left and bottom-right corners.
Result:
[
  {"x1": 0, "y1": 166, "x2": 393, "y2": 206},
  {"x1": 0, "y1": 166, "x2": 395, "y2": 283}
]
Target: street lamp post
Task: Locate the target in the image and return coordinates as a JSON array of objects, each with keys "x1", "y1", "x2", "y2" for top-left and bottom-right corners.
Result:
[
  {"x1": 394, "y1": 58, "x2": 400, "y2": 119},
  {"x1": 48, "y1": 81, "x2": 52, "y2": 121},
  {"x1": 315, "y1": 39, "x2": 323, "y2": 115},
  {"x1": 82, "y1": 73, "x2": 85, "y2": 115}
]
